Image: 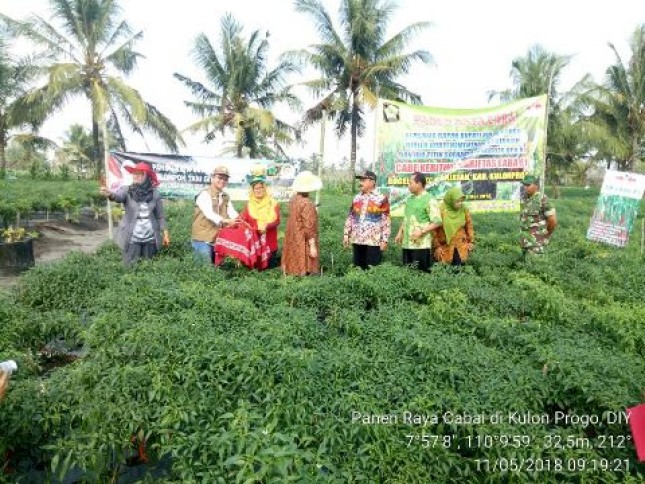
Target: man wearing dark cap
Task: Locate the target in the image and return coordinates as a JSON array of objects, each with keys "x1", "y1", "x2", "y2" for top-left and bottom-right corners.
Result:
[
  {"x1": 191, "y1": 165, "x2": 239, "y2": 262},
  {"x1": 519, "y1": 174, "x2": 557, "y2": 255},
  {"x1": 343, "y1": 170, "x2": 391, "y2": 269}
]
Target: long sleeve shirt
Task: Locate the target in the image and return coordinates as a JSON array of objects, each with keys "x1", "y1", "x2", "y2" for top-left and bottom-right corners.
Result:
[
  {"x1": 195, "y1": 190, "x2": 238, "y2": 225},
  {"x1": 343, "y1": 191, "x2": 391, "y2": 246}
]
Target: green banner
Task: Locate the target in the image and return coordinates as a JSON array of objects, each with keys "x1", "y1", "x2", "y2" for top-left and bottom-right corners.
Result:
[
  {"x1": 586, "y1": 170, "x2": 645, "y2": 247},
  {"x1": 375, "y1": 95, "x2": 547, "y2": 215}
]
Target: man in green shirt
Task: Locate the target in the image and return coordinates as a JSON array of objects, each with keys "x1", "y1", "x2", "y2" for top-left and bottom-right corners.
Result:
[
  {"x1": 519, "y1": 175, "x2": 557, "y2": 255},
  {"x1": 394, "y1": 172, "x2": 442, "y2": 271}
]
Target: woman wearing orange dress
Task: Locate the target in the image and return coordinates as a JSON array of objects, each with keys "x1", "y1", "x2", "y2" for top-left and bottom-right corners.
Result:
[{"x1": 281, "y1": 171, "x2": 322, "y2": 276}]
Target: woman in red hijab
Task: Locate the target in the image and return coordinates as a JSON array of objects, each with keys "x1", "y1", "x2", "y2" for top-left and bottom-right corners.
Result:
[{"x1": 100, "y1": 162, "x2": 170, "y2": 264}]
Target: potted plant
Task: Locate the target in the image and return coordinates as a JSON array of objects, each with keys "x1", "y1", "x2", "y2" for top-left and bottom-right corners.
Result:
[{"x1": 0, "y1": 226, "x2": 38, "y2": 276}]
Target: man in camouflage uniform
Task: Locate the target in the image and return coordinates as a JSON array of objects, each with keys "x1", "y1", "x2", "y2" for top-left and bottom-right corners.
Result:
[{"x1": 519, "y1": 175, "x2": 557, "y2": 255}]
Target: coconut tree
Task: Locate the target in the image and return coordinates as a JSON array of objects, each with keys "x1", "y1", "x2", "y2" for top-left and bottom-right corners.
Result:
[
  {"x1": 5, "y1": 134, "x2": 57, "y2": 176},
  {"x1": 582, "y1": 24, "x2": 645, "y2": 172},
  {"x1": 2, "y1": 0, "x2": 184, "y2": 177},
  {"x1": 490, "y1": 45, "x2": 592, "y2": 196},
  {"x1": 288, "y1": 0, "x2": 432, "y2": 189},
  {"x1": 0, "y1": 35, "x2": 43, "y2": 178},
  {"x1": 174, "y1": 14, "x2": 300, "y2": 159},
  {"x1": 56, "y1": 124, "x2": 94, "y2": 176}
]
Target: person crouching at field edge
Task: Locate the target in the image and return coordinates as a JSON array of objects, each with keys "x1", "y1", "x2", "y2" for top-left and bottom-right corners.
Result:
[
  {"x1": 281, "y1": 171, "x2": 322, "y2": 276},
  {"x1": 343, "y1": 170, "x2": 391, "y2": 269},
  {"x1": 191, "y1": 165, "x2": 239, "y2": 263},
  {"x1": 519, "y1": 174, "x2": 557, "y2": 256},
  {"x1": 0, "y1": 371, "x2": 9, "y2": 401},
  {"x1": 100, "y1": 162, "x2": 169, "y2": 265},
  {"x1": 432, "y1": 186, "x2": 475, "y2": 266},
  {"x1": 394, "y1": 172, "x2": 442, "y2": 272}
]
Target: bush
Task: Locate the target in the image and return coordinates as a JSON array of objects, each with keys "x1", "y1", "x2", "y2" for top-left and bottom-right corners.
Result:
[{"x1": 0, "y1": 187, "x2": 644, "y2": 481}]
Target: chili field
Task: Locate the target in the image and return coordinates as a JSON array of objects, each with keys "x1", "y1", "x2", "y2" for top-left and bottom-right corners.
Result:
[{"x1": 1, "y1": 187, "x2": 645, "y2": 482}]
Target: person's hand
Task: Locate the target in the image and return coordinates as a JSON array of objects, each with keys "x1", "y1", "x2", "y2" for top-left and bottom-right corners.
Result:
[
  {"x1": 308, "y1": 240, "x2": 317, "y2": 259},
  {"x1": 0, "y1": 371, "x2": 9, "y2": 401},
  {"x1": 411, "y1": 228, "x2": 423, "y2": 242},
  {"x1": 380, "y1": 241, "x2": 388, "y2": 251},
  {"x1": 162, "y1": 233, "x2": 170, "y2": 247},
  {"x1": 100, "y1": 187, "x2": 110, "y2": 197},
  {"x1": 222, "y1": 218, "x2": 235, "y2": 227},
  {"x1": 394, "y1": 232, "x2": 403, "y2": 245},
  {"x1": 343, "y1": 235, "x2": 350, "y2": 248}
]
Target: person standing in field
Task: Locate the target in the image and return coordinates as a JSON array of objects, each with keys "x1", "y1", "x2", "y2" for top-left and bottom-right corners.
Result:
[
  {"x1": 238, "y1": 167, "x2": 281, "y2": 269},
  {"x1": 191, "y1": 165, "x2": 238, "y2": 263},
  {"x1": 519, "y1": 174, "x2": 557, "y2": 256},
  {"x1": 432, "y1": 186, "x2": 475, "y2": 265},
  {"x1": 100, "y1": 162, "x2": 169, "y2": 265},
  {"x1": 394, "y1": 172, "x2": 442, "y2": 272},
  {"x1": 343, "y1": 170, "x2": 391, "y2": 269},
  {"x1": 282, "y1": 171, "x2": 322, "y2": 276}
]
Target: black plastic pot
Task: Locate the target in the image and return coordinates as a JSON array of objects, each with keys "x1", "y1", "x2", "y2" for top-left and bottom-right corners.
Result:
[{"x1": 0, "y1": 238, "x2": 35, "y2": 276}]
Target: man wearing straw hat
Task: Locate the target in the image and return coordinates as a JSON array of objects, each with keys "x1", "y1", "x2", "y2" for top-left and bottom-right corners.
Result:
[{"x1": 191, "y1": 165, "x2": 239, "y2": 263}]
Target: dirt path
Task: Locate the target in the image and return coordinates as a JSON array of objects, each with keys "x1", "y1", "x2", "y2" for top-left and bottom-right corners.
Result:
[{"x1": 0, "y1": 220, "x2": 110, "y2": 291}]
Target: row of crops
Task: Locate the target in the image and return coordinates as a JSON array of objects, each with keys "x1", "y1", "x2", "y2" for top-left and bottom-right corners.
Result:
[
  {"x1": 1, "y1": 187, "x2": 644, "y2": 482},
  {"x1": 0, "y1": 180, "x2": 103, "y2": 226}
]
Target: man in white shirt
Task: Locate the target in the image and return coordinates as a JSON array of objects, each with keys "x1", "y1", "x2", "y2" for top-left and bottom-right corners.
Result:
[{"x1": 191, "y1": 165, "x2": 238, "y2": 262}]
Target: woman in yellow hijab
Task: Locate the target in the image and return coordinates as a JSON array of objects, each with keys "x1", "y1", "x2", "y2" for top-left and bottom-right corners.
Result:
[
  {"x1": 239, "y1": 168, "x2": 281, "y2": 268},
  {"x1": 432, "y1": 186, "x2": 475, "y2": 265}
]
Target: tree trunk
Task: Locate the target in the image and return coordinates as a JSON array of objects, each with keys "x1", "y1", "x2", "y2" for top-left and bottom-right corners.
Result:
[
  {"x1": 92, "y1": 114, "x2": 101, "y2": 178},
  {"x1": 629, "y1": 133, "x2": 639, "y2": 172},
  {"x1": 237, "y1": 125, "x2": 243, "y2": 158},
  {"x1": 0, "y1": 127, "x2": 6, "y2": 179},
  {"x1": 350, "y1": 105, "x2": 358, "y2": 192}
]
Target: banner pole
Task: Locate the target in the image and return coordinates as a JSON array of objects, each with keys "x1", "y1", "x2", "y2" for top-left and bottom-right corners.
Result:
[{"x1": 102, "y1": 117, "x2": 113, "y2": 240}]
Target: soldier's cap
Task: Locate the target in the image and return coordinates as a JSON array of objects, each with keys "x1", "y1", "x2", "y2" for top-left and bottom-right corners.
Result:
[
  {"x1": 521, "y1": 174, "x2": 539, "y2": 185},
  {"x1": 355, "y1": 170, "x2": 377, "y2": 181}
]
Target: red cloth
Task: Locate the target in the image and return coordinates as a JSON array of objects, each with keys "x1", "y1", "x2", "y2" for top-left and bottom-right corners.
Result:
[
  {"x1": 627, "y1": 404, "x2": 645, "y2": 461},
  {"x1": 214, "y1": 225, "x2": 271, "y2": 270},
  {"x1": 239, "y1": 205, "x2": 280, "y2": 253}
]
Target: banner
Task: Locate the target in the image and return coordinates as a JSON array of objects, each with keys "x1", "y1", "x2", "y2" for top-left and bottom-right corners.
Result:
[
  {"x1": 106, "y1": 152, "x2": 297, "y2": 201},
  {"x1": 586, "y1": 170, "x2": 645, "y2": 247},
  {"x1": 375, "y1": 96, "x2": 547, "y2": 215}
]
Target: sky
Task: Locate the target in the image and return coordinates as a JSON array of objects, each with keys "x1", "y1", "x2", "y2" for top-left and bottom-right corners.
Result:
[{"x1": 1, "y1": 0, "x2": 643, "y2": 167}]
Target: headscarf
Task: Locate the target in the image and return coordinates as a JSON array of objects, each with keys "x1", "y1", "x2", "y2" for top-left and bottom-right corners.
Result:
[
  {"x1": 128, "y1": 174, "x2": 154, "y2": 203},
  {"x1": 442, "y1": 186, "x2": 467, "y2": 242},
  {"x1": 247, "y1": 184, "x2": 278, "y2": 230}
]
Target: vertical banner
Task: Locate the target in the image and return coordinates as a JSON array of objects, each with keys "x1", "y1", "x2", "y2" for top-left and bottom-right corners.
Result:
[
  {"x1": 106, "y1": 152, "x2": 297, "y2": 201},
  {"x1": 375, "y1": 95, "x2": 547, "y2": 215},
  {"x1": 586, "y1": 170, "x2": 645, "y2": 247}
]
